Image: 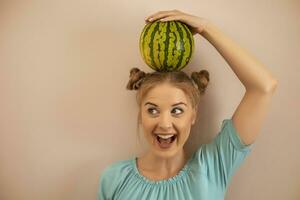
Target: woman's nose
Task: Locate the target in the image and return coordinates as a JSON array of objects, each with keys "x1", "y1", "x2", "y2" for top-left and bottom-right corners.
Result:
[{"x1": 158, "y1": 113, "x2": 173, "y2": 130}]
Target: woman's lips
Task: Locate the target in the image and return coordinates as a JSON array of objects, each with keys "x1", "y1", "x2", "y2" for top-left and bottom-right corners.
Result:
[
  {"x1": 153, "y1": 132, "x2": 177, "y2": 135},
  {"x1": 152, "y1": 133, "x2": 178, "y2": 149}
]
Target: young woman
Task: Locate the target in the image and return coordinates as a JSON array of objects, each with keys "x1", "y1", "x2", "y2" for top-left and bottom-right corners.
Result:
[{"x1": 98, "y1": 10, "x2": 278, "y2": 200}]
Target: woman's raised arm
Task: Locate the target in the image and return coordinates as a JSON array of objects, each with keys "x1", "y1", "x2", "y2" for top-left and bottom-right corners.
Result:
[{"x1": 145, "y1": 9, "x2": 278, "y2": 145}]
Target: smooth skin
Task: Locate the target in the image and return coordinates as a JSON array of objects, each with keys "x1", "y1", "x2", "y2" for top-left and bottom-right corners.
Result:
[
  {"x1": 138, "y1": 83, "x2": 197, "y2": 180},
  {"x1": 137, "y1": 9, "x2": 278, "y2": 181}
]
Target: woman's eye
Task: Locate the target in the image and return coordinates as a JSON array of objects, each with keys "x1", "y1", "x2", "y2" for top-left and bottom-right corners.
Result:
[
  {"x1": 172, "y1": 107, "x2": 183, "y2": 115},
  {"x1": 147, "y1": 108, "x2": 158, "y2": 115},
  {"x1": 147, "y1": 107, "x2": 183, "y2": 115}
]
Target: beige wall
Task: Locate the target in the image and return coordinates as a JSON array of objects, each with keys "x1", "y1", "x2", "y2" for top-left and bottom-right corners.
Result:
[{"x1": 0, "y1": 0, "x2": 299, "y2": 199}]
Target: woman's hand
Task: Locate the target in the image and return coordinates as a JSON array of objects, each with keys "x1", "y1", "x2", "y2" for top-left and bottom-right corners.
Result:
[{"x1": 144, "y1": 9, "x2": 210, "y2": 35}]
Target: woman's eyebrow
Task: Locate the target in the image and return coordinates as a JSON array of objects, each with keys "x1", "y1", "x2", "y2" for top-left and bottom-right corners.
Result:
[{"x1": 144, "y1": 102, "x2": 187, "y2": 107}]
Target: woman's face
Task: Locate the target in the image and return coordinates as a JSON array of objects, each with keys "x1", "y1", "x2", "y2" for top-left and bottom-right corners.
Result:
[{"x1": 139, "y1": 83, "x2": 197, "y2": 158}]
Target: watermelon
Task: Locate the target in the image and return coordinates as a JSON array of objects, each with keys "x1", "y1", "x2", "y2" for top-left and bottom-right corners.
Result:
[{"x1": 139, "y1": 20, "x2": 194, "y2": 72}]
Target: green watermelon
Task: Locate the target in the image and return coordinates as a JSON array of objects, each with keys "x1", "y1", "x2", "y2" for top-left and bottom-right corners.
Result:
[{"x1": 139, "y1": 20, "x2": 194, "y2": 72}]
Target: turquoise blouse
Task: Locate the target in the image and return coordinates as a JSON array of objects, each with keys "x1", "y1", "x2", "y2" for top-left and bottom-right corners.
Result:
[{"x1": 98, "y1": 119, "x2": 254, "y2": 200}]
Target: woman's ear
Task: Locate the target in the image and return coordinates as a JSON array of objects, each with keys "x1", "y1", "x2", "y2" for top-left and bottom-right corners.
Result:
[
  {"x1": 191, "y1": 107, "x2": 198, "y2": 125},
  {"x1": 138, "y1": 110, "x2": 142, "y2": 124},
  {"x1": 192, "y1": 118, "x2": 196, "y2": 125}
]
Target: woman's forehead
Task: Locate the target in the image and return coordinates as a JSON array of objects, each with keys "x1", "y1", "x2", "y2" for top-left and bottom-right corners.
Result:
[{"x1": 142, "y1": 84, "x2": 189, "y2": 106}]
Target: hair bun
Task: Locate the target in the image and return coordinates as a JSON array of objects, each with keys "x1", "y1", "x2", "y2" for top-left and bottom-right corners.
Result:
[
  {"x1": 126, "y1": 68, "x2": 147, "y2": 90},
  {"x1": 191, "y1": 69, "x2": 210, "y2": 94}
]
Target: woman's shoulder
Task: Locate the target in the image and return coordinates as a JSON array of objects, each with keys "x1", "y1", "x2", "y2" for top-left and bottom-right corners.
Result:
[
  {"x1": 98, "y1": 158, "x2": 135, "y2": 199},
  {"x1": 102, "y1": 159, "x2": 133, "y2": 175},
  {"x1": 100, "y1": 158, "x2": 135, "y2": 183}
]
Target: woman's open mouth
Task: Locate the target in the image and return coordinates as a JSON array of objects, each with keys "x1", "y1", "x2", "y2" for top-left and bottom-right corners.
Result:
[{"x1": 153, "y1": 134, "x2": 177, "y2": 149}]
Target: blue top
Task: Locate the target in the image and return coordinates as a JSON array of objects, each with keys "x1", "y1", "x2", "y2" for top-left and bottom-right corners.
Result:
[{"x1": 97, "y1": 119, "x2": 254, "y2": 200}]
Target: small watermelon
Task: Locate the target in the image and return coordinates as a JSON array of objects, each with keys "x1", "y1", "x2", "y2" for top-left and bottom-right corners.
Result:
[{"x1": 139, "y1": 20, "x2": 195, "y2": 72}]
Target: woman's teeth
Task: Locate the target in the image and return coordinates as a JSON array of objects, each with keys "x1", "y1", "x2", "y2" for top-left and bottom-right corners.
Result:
[{"x1": 157, "y1": 134, "x2": 175, "y2": 139}]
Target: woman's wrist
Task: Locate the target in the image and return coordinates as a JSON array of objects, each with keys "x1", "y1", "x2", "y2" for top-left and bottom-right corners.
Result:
[{"x1": 198, "y1": 19, "x2": 214, "y2": 37}]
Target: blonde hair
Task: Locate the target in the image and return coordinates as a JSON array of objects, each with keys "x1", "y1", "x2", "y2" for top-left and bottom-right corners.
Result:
[{"x1": 126, "y1": 67, "x2": 210, "y2": 146}]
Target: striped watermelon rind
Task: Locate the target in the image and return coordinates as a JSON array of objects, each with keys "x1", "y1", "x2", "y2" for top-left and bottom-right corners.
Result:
[{"x1": 139, "y1": 20, "x2": 194, "y2": 72}]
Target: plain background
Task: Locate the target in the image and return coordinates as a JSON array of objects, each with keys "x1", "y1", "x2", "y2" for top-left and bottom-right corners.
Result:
[{"x1": 0, "y1": 0, "x2": 299, "y2": 199}]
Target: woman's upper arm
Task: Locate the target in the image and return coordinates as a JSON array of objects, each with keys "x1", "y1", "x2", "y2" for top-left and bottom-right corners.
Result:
[{"x1": 232, "y1": 86, "x2": 278, "y2": 145}]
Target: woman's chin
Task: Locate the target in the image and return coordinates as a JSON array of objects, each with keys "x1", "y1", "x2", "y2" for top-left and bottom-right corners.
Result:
[
  {"x1": 151, "y1": 145, "x2": 181, "y2": 158},
  {"x1": 145, "y1": 136, "x2": 183, "y2": 157}
]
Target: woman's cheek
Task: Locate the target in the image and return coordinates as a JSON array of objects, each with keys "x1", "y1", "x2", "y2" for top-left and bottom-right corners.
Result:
[{"x1": 142, "y1": 118, "x2": 156, "y2": 134}]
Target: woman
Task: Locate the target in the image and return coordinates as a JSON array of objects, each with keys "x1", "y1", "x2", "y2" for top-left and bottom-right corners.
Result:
[{"x1": 98, "y1": 10, "x2": 278, "y2": 200}]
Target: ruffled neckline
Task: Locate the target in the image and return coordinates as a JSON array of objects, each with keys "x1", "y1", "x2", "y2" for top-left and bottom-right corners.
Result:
[{"x1": 131, "y1": 154, "x2": 194, "y2": 185}]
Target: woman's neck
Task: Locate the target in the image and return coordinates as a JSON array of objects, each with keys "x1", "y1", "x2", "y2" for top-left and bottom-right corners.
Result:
[{"x1": 137, "y1": 149, "x2": 188, "y2": 178}]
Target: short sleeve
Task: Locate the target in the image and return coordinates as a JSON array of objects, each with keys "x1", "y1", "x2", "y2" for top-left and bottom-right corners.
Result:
[
  {"x1": 97, "y1": 164, "x2": 120, "y2": 200},
  {"x1": 200, "y1": 118, "x2": 254, "y2": 189},
  {"x1": 97, "y1": 167, "x2": 111, "y2": 200},
  {"x1": 97, "y1": 160, "x2": 133, "y2": 200}
]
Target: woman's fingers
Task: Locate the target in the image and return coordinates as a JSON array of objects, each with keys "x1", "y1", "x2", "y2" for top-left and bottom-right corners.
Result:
[
  {"x1": 144, "y1": 10, "x2": 207, "y2": 35},
  {"x1": 145, "y1": 10, "x2": 175, "y2": 19},
  {"x1": 145, "y1": 10, "x2": 179, "y2": 22},
  {"x1": 159, "y1": 15, "x2": 182, "y2": 22}
]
